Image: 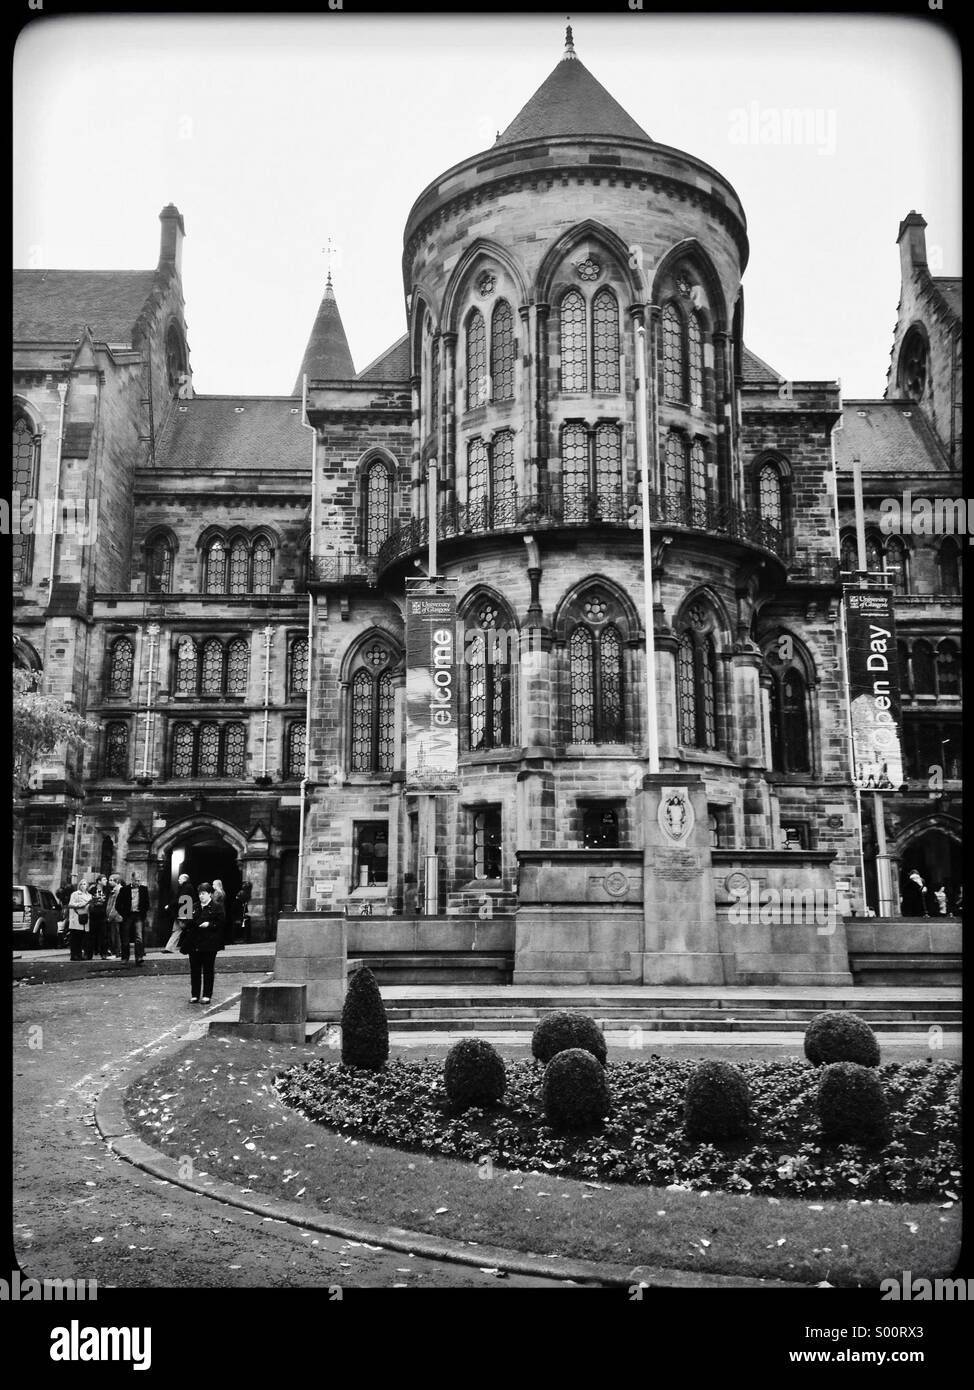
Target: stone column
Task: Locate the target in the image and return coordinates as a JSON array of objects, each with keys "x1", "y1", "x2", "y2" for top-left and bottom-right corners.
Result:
[
  {"x1": 654, "y1": 632, "x2": 679, "y2": 756},
  {"x1": 640, "y1": 773, "x2": 724, "y2": 983},
  {"x1": 731, "y1": 646, "x2": 765, "y2": 762},
  {"x1": 516, "y1": 759, "x2": 556, "y2": 855}
]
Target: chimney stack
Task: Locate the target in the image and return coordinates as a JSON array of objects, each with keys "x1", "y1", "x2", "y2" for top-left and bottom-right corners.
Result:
[
  {"x1": 897, "y1": 210, "x2": 927, "y2": 283},
  {"x1": 158, "y1": 204, "x2": 185, "y2": 275}
]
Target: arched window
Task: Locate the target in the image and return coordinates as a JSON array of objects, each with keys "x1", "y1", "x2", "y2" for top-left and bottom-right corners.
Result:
[
  {"x1": 286, "y1": 722, "x2": 306, "y2": 779},
  {"x1": 677, "y1": 632, "x2": 697, "y2": 746},
  {"x1": 560, "y1": 289, "x2": 588, "y2": 392},
  {"x1": 661, "y1": 303, "x2": 685, "y2": 402},
  {"x1": 198, "y1": 722, "x2": 220, "y2": 776},
  {"x1": 466, "y1": 437, "x2": 489, "y2": 516},
  {"x1": 227, "y1": 638, "x2": 250, "y2": 696},
  {"x1": 363, "y1": 459, "x2": 393, "y2": 557},
  {"x1": 289, "y1": 636, "x2": 309, "y2": 698},
  {"x1": 690, "y1": 440, "x2": 708, "y2": 511},
  {"x1": 939, "y1": 538, "x2": 960, "y2": 595},
  {"x1": 205, "y1": 540, "x2": 227, "y2": 594},
  {"x1": 568, "y1": 620, "x2": 624, "y2": 744},
  {"x1": 201, "y1": 639, "x2": 223, "y2": 695},
  {"x1": 686, "y1": 312, "x2": 703, "y2": 408},
  {"x1": 561, "y1": 423, "x2": 589, "y2": 521},
  {"x1": 865, "y1": 535, "x2": 884, "y2": 576},
  {"x1": 912, "y1": 640, "x2": 935, "y2": 695},
  {"x1": 664, "y1": 430, "x2": 686, "y2": 495},
  {"x1": 594, "y1": 424, "x2": 622, "y2": 513},
  {"x1": 252, "y1": 538, "x2": 272, "y2": 594},
  {"x1": 768, "y1": 662, "x2": 811, "y2": 773},
  {"x1": 108, "y1": 638, "x2": 134, "y2": 697},
  {"x1": 677, "y1": 608, "x2": 721, "y2": 751},
  {"x1": 465, "y1": 309, "x2": 488, "y2": 410},
  {"x1": 592, "y1": 288, "x2": 620, "y2": 393},
  {"x1": 899, "y1": 327, "x2": 928, "y2": 401},
  {"x1": 490, "y1": 300, "x2": 515, "y2": 402},
  {"x1": 466, "y1": 597, "x2": 513, "y2": 752},
  {"x1": 228, "y1": 540, "x2": 249, "y2": 595},
  {"x1": 171, "y1": 723, "x2": 195, "y2": 777},
  {"x1": 104, "y1": 722, "x2": 129, "y2": 778},
  {"x1": 491, "y1": 431, "x2": 516, "y2": 522},
  {"x1": 175, "y1": 639, "x2": 198, "y2": 694},
  {"x1": 885, "y1": 537, "x2": 909, "y2": 594},
  {"x1": 349, "y1": 641, "x2": 397, "y2": 774},
  {"x1": 223, "y1": 723, "x2": 246, "y2": 777},
  {"x1": 840, "y1": 534, "x2": 858, "y2": 575},
  {"x1": 758, "y1": 462, "x2": 783, "y2": 529},
  {"x1": 937, "y1": 640, "x2": 961, "y2": 697},
  {"x1": 147, "y1": 537, "x2": 173, "y2": 594},
  {"x1": 12, "y1": 412, "x2": 39, "y2": 585}
]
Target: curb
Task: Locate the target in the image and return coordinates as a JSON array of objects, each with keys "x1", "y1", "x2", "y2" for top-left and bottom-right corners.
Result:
[{"x1": 93, "y1": 1031, "x2": 807, "y2": 1290}]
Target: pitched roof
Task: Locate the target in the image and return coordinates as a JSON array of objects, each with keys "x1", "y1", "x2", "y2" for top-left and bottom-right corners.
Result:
[
  {"x1": 496, "y1": 36, "x2": 651, "y2": 147},
  {"x1": 931, "y1": 276, "x2": 962, "y2": 321},
  {"x1": 154, "y1": 397, "x2": 311, "y2": 474},
  {"x1": 740, "y1": 345, "x2": 783, "y2": 384},
  {"x1": 356, "y1": 334, "x2": 410, "y2": 383},
  {"x1": 292, "y1": 277, "x2": 355, "y2": 392},
  {"x1": 834, "y1": 400, "x2": 949, "y2": 476},
  {"x1": 13, "y1": 269, "x2": 160, "y2": 344}
]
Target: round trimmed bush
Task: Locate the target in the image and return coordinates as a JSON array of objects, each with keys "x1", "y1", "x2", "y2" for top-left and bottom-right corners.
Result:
[
  {"x1": 804, "y1": 1010, "x2": 880, "y2": 1067},
  {"x1": 542, "y1": 1048, "x2": 611, "y2": 1131},
  {"x1": 683, "y1": 1060, "x2": 751, "y2": 1141},
  {"x1": 817, "y1": 1061, "x2": 890, "y2": 1145},
  {"x1": 340, "y1": 966, "x2": 389, "y2": 1071},
  {"x1": 531, "y1": 1011, "x2": 607, "y2": 1067},
  {"x1": 444, "y1": 1038, "x2": 506, "y2": 1110}
]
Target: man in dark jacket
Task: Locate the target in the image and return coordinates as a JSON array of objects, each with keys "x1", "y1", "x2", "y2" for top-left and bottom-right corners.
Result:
[
  {"x1": 106, "y1": 874, "x2": 130, "y2": 959},
  {"x1": 124, "y1": 873, "x2": 150, "y2": 964},
  {"x1": 185, "y1": 881, "x2": 225, "y2": 1005}
]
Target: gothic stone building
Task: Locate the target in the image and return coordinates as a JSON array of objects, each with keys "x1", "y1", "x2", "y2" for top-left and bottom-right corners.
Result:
[{"x1": 13, "y1": 36, "x2": 960, "y2": 979}]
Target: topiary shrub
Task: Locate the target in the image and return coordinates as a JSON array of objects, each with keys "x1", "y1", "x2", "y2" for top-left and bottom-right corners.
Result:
[
  {"x1": 542, "y1": 1048, "x2": 611, "y2": 1131},
  {"x1": 804, "y1": 1010, "x2": 880, "y2": 1067},
  {"x1": 443, "y1": 1038, "x2": 506, "y2": 1110},
  {"x1": 531, "y1": 1011, "x2": 607, "y2": 1067},
  {"x1": 340, "y1": 966, "x2": 389, "y2": 1071},
  {"x1": 817, "y1": 1061, "x2": 890, "y2": 1145},
  {"x1": 683, "y1": 1060, "x2": 751, "y2": 1141}
]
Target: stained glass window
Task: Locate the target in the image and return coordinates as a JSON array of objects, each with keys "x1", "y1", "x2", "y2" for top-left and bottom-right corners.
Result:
[
  {"x1": 147, "y1": 539, "x2": 172, "y2": 594},
  {"x1": 223, "y1": 723, "x2": 246, "y2": 777},
  {"x1": 252, "y1": 538, "x2": 272, "y2": 594},
  {"x1": 171, "y1": 724, "x2": 195, "y2": 777},
  {"x1": 206, "y1": 540, "x2": 226, "y2": 594},
  {"x1": 289, "y1": 637, "x2": 308, "y2": 697},
  {"x1": 350, "y1": 670, "x2": 374, "y2": 773},
  {"x1": 569, "y1": 626, "x2": 595, "y2": 742},
  {"x1": 467, "y1": 438, "x2": 489, "y2": 515},
  {"x1": 198, "y1": 722, "x2": 220, "y2": 776},
  {"x1": 491, "y1": 431, "x2": 515, "y2": 521},
  {"x1": 560, "y1": 290, "x2": 587, "y2": 392},
  {"x1": 287, "y1": 722, "x2": 306, "y2": 779},
  {"x1": 227, "y1": 541, "x2": 248, "y2": 595},
  {"x1": 662, "y1": 303, "x2": 685, "y2": 402},
  {"x1": 108, "y1": 638, "x2": 134, "y2": 696},
  {"x1": 678, "y1": 633, "x2": 696, "y2": 745},
  {"x1": 201, "y1": 639, "x2": 223, "y2": 695},
  {"x1": 104, "y1": 722, "x2": 129, "y2": 777},
  {"x1": 175, "y1": 640, "x2": 198, "y2": 694},
  {"x1": 592, "y1": 288, "x2": 620, "y2": 392},
  {"x1": 599, "y1": 625, "x2": 624, "y2": 742},
  {"x1": 12, "y1": 415, "x2": 37, "y2": 584},
  {"x1": 665, "y1": 432, "x2": 686, "y2": 495},
  {"x1": 364, "y1": 460, "x2": 392, "y2": 556},
  {"x1": 491, "y1": 301, "x2": 515, "y2": 402},
  {"x1": 759, "y1": 464, "x2": 783, "y2": 529},
  {"x1": 594, "y1": 424, "x2": 622, "y2": 513},
  {"x1": 350, "y1": 643, "x2": 398, "y2": 773},
  {"x1": 701, "y1": 640, "x2": 718, "y2": 749},
  {"x1": 227, "y1": 638, "x2": 250, "y2": 695},
  {"x1": 687, "y1": 312, "x2": 703, "y2": 408},
  {"x1": 377, "y1": 672, "x2": 395, "y2": 773},
  {"x1": 562, "y1": 423, "x2": 589, "y2": 521},
  {"x1": 466, "y1": 309, "x2": 488, "y2": 409}
]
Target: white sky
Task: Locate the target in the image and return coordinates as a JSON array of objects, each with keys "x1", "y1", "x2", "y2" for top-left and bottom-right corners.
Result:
[{"x1": 13, "y1": 12, "x2": 961, "y2": 400}]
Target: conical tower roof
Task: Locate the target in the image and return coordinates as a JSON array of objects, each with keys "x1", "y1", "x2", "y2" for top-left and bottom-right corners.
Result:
[
  {"x1": 496, "y1": 25, "x2": 652, "y2": 147},
  {"x1": 292, "y1": 274, "x2": 355, "y2": 393}
]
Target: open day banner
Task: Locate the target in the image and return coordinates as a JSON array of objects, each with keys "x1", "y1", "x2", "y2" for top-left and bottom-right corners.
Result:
[
  {"x1": 405, "y1": 584, "x2": 459, "y2": 792},
  {"x1": 844, "y1": 587, "x2": 905, "y2": 790}
]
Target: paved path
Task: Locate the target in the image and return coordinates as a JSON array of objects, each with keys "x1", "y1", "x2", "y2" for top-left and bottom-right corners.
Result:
[{"x1": 12, "y1": 971, "x2": 571, "y2": 1289}]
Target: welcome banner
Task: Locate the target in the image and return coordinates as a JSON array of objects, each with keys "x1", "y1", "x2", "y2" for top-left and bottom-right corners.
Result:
[
  {"x1": 844, "y1": 587, "x2": 905, "y2": 790},
  {"x1": 405, "y1": 580, "x2": 459, "y2": 791}
]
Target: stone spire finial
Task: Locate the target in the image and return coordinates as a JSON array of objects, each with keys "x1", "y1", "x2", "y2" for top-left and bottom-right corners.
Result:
[{"x1": 564, "y1": 18, "x2": 576, "y2": 60}]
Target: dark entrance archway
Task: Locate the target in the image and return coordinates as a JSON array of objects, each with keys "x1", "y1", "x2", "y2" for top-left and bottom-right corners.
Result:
[
  {"x1": 898, "y1": 827, "x2": 962, "y2": 915},
  {"x1": 166, "y1": 831, "x2": 242, "y2": 927}
]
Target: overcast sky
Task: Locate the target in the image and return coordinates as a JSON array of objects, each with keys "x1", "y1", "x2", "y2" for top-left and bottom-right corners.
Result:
[{"x1": 13, "y1": 12, "x2": 961, "y2": 400}]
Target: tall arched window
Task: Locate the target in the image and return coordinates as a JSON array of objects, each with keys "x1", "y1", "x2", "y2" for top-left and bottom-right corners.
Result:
[
  {"x1": 592, "y1": 288, "x2": 620, "y2": 392},
  {"x1": 104, "y1": 722, "x2": 129, "y2": 778},
  {"x1": 561, "y1": 423, "x2": 589, "y2": 521},
  {"x1": 466, "y1": 438, "x2": 489, "y2": 516},
  {"x1": 939, "y1": 538, "x2": 960, "y2": 595},
  {"x1": 466, "y1": 597, "x2": 513, "y2": 751},
  {"x1": 13, "y1": 411, "x2": 39, "y2": 585},
  {"x1": 465, "y1": 309, "x2": 488, "y2": 409},
  {"x1": 767, "y1": 655, "x2": 811, "y2": 773},
  {"x1": 363, "y1": 459, "x2": 393, "y2": 556},
  {"x1": 661, "y1": 304, "x2": 685, "y2": 402},
  {"x1": 865, "y1": 535, "x2": 884, "y2": 576},
  {"x1": 912, "y1": 639, "x2": 935, "y2": 695},
  {"x1": 937, "y1": 640, "x2": 961, "y2": 697},
  {"x1": 252, "y1": 538, "x2": 272, "y2": 594},
  {"x1": 758, "y1": 462, "x2": 783, "y2": 529},
  {"x1": 594, "y1": 424, "x2": 622, "y2": 513},
  {"x1": 885, "y1": 537, "x2": 909, "y2": 594},
  {"x1": 686, "y1": 312, "x2": 703, "y2": 408},
  {"x1": 664, "y1": 430, "x2": 686, "y2": 495},
  {"x1": 223, "y1": 723, "x2": 246, "y2": 777},
  {"x1": 205, "y1": 540, "x2": 227, "y2": 594},
  {"x1": 198, "y1": 722, "x2": 221, "y2": 776},
  {"x1": 108, "y1": 638, "x2": 134, "y2": 697},
  {"x1": 490, "y1": 300, "x2": 515, "y2": 402},
  {"x1": 147, "y1": 537, "x2": 173, "y2": 594},
  {"x1": 677, "y1": 633, "x2": 697, "y2": 746},
  {"x1": 288, "y1": 636, "x2": 308, "y2": 698},
  {"x1": 349, "y1": 641, "x2": 397, "y2": 774},
  {"x1": 560, "y1": 289, "x2": 588, "y2": 392},
  {"x1": 690, "y1": 440, "x2": 708, "y2": 511},
  {"x1": 227, "y1": 638, "x2": 250, "y2": 695},
  {"x1": 175, "y1": 639, "x2": 198, "y2": 695},
  {"x1": 491, "y1": 431, "x2": 516, "y2": 521},
  {"x1": 677, "y1": 608, "x2": 721, "y2": 750},
  {"x1": 286, "y1": 722, "x2": 306, "y2": 779},
  {"x1": 568, "y1": 620, "x2": 624, "y2": 744},
  {"x1": 171, "y1": 723, "x2": 195, "y2": 777},
  {"x1": 228, "y1": 540, "x2": 249, "y2": 595},
  {"x1": 201, "y1": 639, "x2": 223, "y2": 695},
  {"x1": 840, "y1": 534, "x2": 858, "y2": 575}
]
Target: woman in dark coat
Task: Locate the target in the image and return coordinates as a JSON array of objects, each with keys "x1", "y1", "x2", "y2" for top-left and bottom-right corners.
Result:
[{"x1": 183, "y1": 881, "x2": 225, "y2": 1004}]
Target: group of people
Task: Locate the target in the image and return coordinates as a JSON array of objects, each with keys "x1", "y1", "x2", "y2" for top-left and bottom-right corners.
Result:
[
  {"x1": 901, "y1": 869, "x2": 962, "y2": 918},
  {"x1": 58, "y1": 874, "x2": 151, "y2": 963}
]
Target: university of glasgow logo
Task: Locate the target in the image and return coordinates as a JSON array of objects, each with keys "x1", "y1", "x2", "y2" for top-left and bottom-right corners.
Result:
[{"x1": 658, "y1": 788, "x2": 694, "y2": 844}]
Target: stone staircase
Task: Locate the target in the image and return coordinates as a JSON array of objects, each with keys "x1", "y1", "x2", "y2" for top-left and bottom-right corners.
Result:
[{"x1": 348, "y1": 951, "x2": 514, "y2": 985}]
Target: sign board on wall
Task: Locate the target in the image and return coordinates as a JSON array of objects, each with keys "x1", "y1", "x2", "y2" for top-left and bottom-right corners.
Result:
[
  {"x1": 405, "y1": 579, "x2": 459, "y2": 792},
  {"x1": 844, "y1": 587, "x2": 905, "y2": 790}
]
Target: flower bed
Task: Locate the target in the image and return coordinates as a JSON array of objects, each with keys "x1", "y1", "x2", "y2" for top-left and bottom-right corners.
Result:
[{"x1": 275, "y1": 1055, "x2": 961, "y2": 1203}]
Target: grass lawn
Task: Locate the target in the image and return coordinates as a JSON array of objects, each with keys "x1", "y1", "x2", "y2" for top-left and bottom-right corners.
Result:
[{"x1": 124, "y1": 1034, "x2": 961, "y2": 1286}]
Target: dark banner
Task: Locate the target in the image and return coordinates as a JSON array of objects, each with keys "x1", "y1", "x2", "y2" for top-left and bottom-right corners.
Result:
[
  {"x1": 405, "y1": 582, "x2": 459, "y2": 791},
  {"x1": 844, "y1": 588, "x2": 905, "y2": 789}
]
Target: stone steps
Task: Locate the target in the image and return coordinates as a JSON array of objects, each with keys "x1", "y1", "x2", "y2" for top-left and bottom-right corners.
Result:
[{"x1": 380, "y1": 1014, "x2": 960, "y2": 1034}]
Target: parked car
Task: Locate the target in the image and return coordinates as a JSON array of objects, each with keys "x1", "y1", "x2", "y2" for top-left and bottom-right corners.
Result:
[{"x1": 12, "y1": 884, "x2": 61, "y2": 948}]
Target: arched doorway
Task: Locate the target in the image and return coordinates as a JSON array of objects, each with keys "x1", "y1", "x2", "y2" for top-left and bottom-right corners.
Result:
[
  {"x1": 897, "y1": 824, "x2": 962, "y2": 915},
  {"x1": 153, "y1": 819, "x2": 247, "y2": 939}
]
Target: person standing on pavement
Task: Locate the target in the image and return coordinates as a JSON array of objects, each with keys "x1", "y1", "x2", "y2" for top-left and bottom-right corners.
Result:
[
  {"x1": 183, "y1": 881, "x2": 225, "y2": 1004},
  {"x1": 106, "y1": 874, "x2": 131, "y2": 960},
  {"x1": 67, "y1": 880, "x2": 93, "y2": 961},
  {"x1": 164, "y1": 874, "x2": 197, "y2": 953},
  {"x1": 125, "y1": 872, "x2": 149, "y2": 965},
  {"x1": 87, "y1": 877, "x2": 109, "y2": 959}
]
